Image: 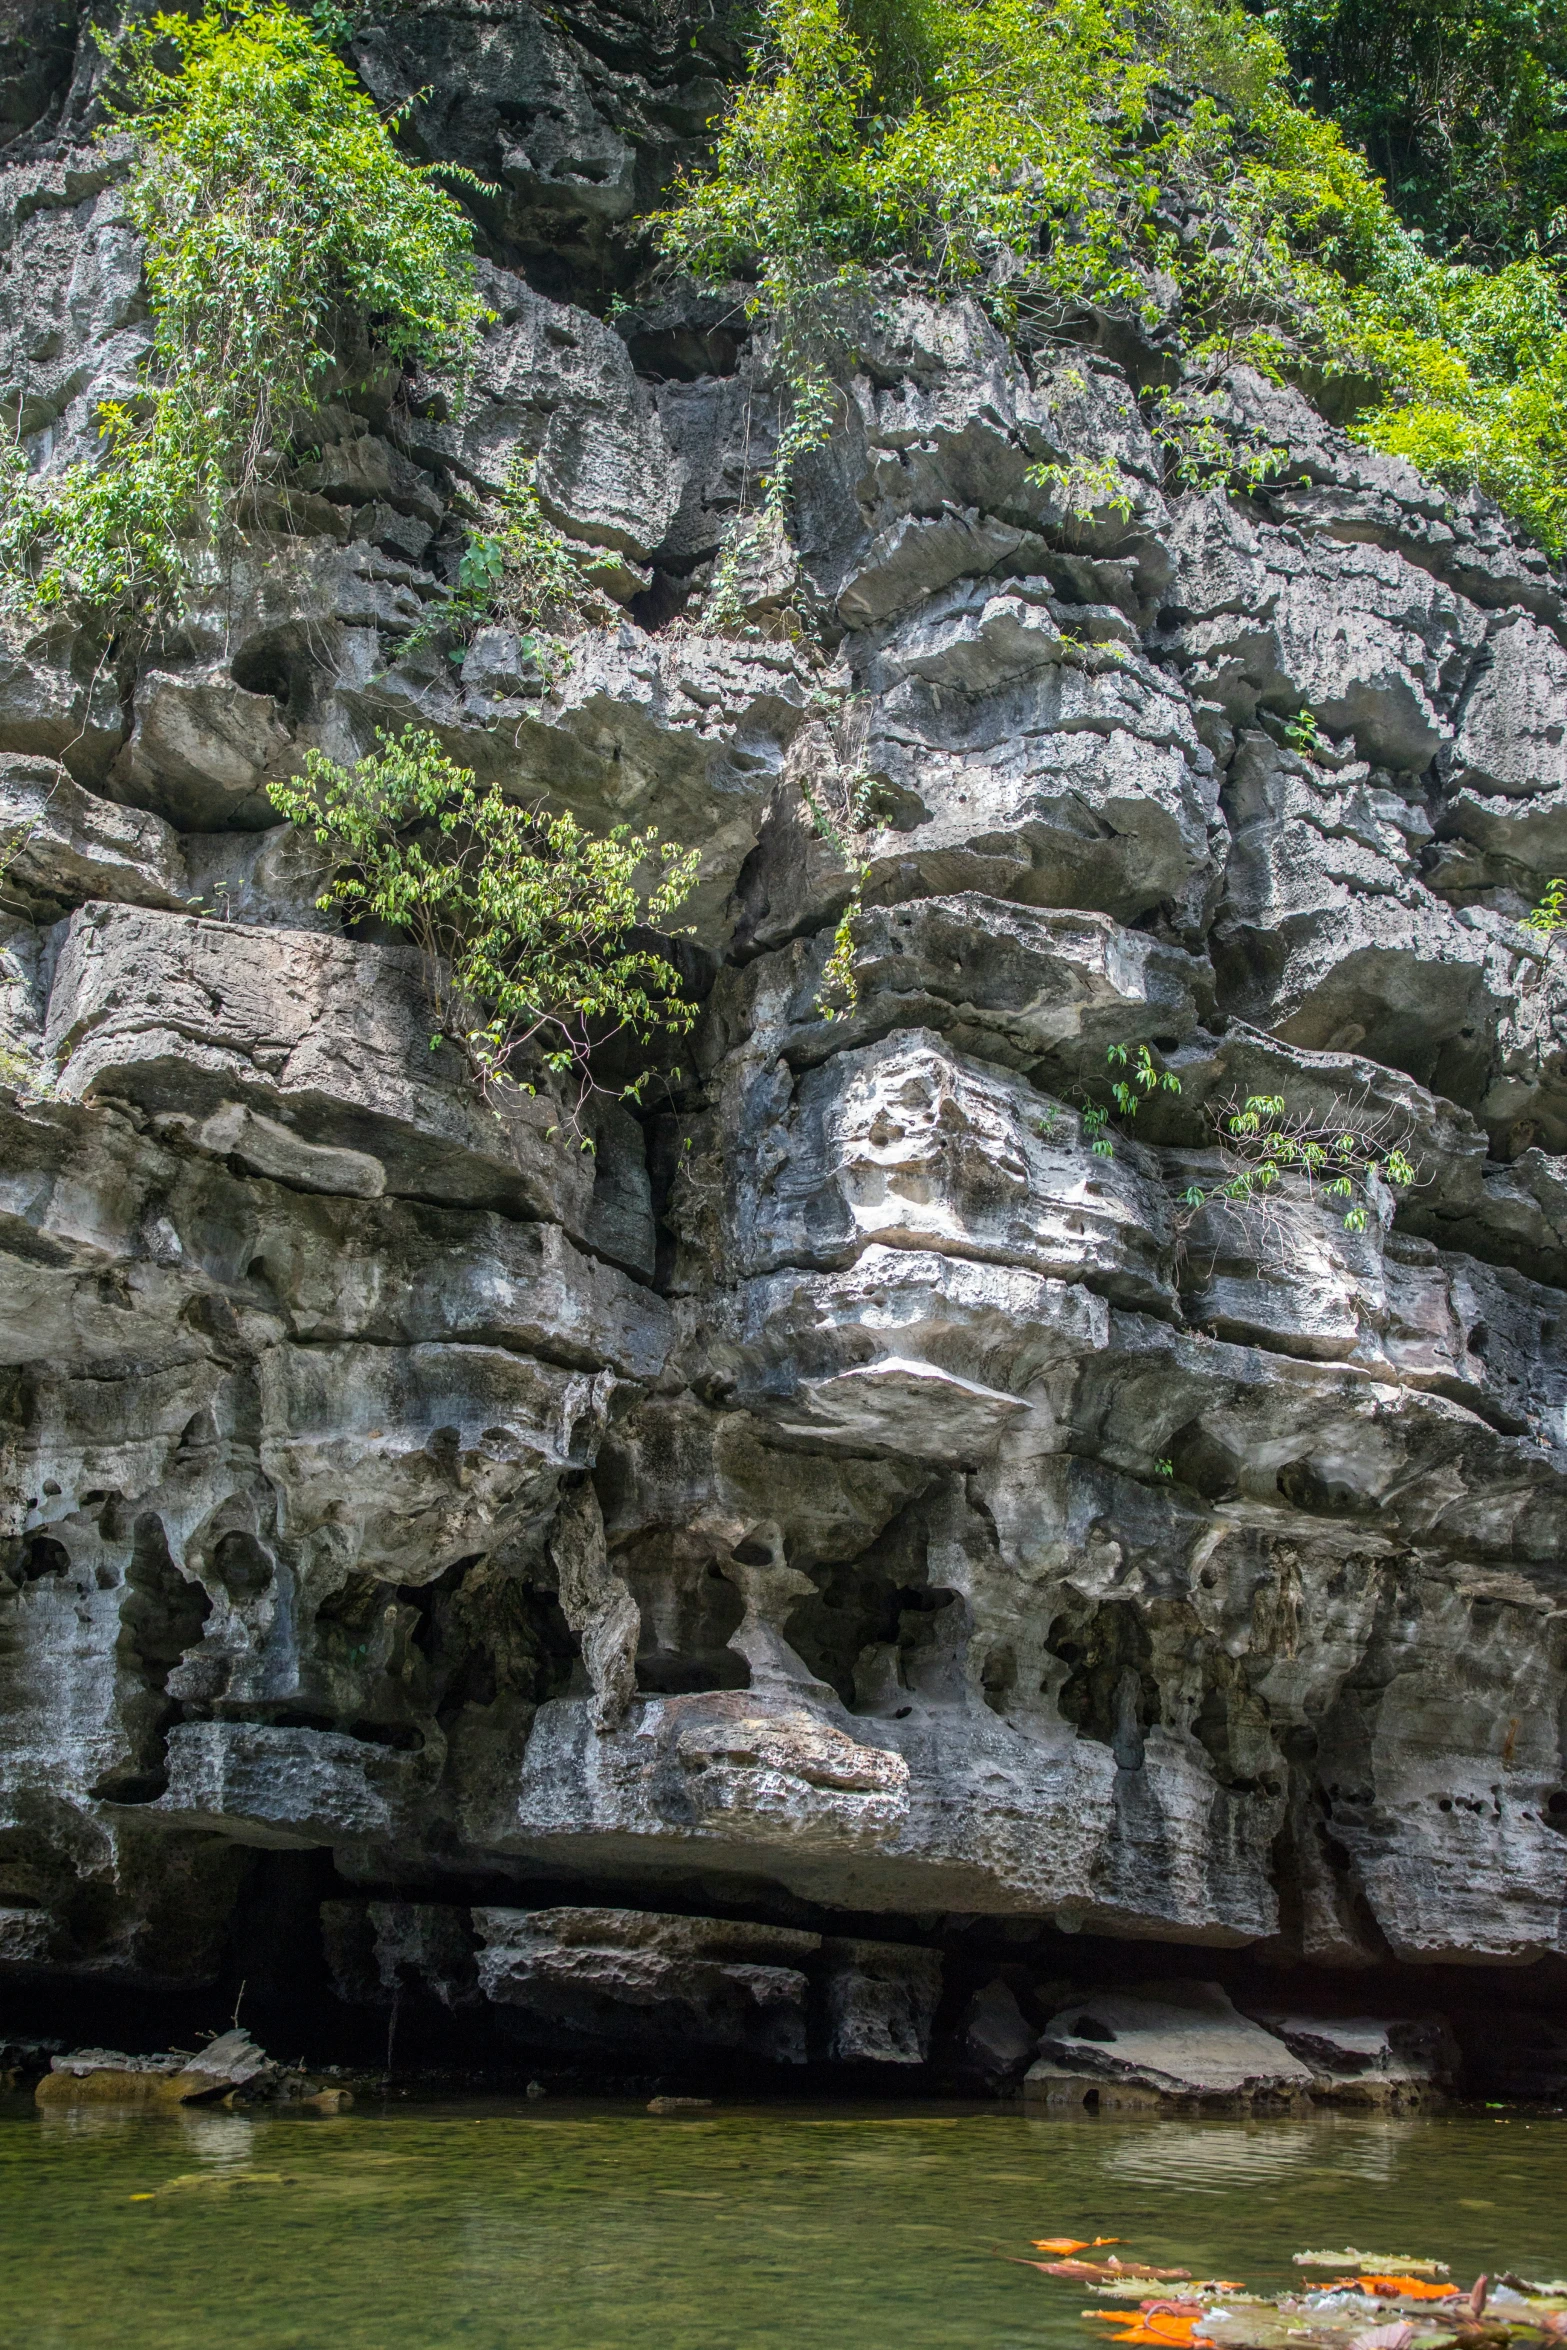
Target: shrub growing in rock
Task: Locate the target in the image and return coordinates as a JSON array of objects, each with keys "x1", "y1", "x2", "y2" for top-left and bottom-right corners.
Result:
[
  {"x1": 1, "y1": 0, "x2": 484, "y2": 626},
  {"x1": 271, "y1": 729, "x2": 700, "y2": 1140},
  {"x1": 401, "y1": 452, "x2": 615, "y2": 680},
  {"x1": 1182, "y1": 1092, "x2": 1418, "y2": 1231},
  {"x1": 656, "y1": 0, "x2": 1567, "y2": 552}
]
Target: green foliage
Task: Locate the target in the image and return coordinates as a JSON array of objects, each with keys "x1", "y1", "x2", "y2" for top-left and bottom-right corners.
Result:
[
  {"x1": 403, "y1": 451, "x2": 608, "y2": 674},
  {"x1": 1523, "y1": 875, "x2": 1567, "y2": 940},
  {"x1": 1108, "y1": 1040, "x2": 1185, "y2": 1117},
  {"x1": 1081, "y1": 1041, "x2": 1183, "y2": 1158},
  {"x1": 1, "y1": 409, "x2": 199, "y2": 620},
  {"x1": 1285, "y1": 707, "x2": 1322, "y2": 756},
  {"x1": 699, "y1": 359, "x2": 837, "y2": 635},
  {"x1": 269, "y1": 729, "x2": 699, "y2": 1137},
  {"x1": 1024, "y1": 452, "x2": 1135, "y2": 522},
  {"x1": 1263, "y1": 0, "x2": 1567, "y2": 263},
  {"x1": 815, "y1": 886, "x2": 867, "y2": 1016},
  {"x1": 1342, "y1": 252, "x2": 1567, "y2": 554},
  {"x1": 798, "y1": 762, "x2": 885, "y2": 1017},
  {"x1": 655, "y1": 0, "x2": 1393, "y2": 353},
  {"x1": 1149, "y1": 388, "x2": 1295, "y2": 491},
  {"x1": 2, "y1": 1, "x2": 482, "y2": 628},
  {"x1": 657, "y1": 0, "x2": 1567, "y2": 554},
  {"x1": 1183, "y1": 1091, "x2": 1417, "y2": 1229}
]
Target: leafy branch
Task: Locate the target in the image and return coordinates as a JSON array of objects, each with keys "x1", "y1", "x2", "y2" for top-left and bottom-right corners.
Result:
[
  {"x1": 1149, "y1": 388, "x2": 1294, "y2": 495},
  {"x1": 1523, "y1": 876, "x2": 1567, "y2": 947},
  {"x1": 1024, "y1": 451, "x2": 1136, "y2": 523},
  {"x1": 270, "y1": 728, "x2": 700, "y2": 1143},
  {"x1": 800, "y1": 755, "x2": 893, "y2": 1021},
  {"x1": 1079, "y1": 1041, "x2": 1183, "y2": 1158},
  {"x1": 1181, "y1": 1092, "x2": 1418, "y2": 1233}
]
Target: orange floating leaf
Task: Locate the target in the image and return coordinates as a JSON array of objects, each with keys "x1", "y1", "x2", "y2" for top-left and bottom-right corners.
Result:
[
  {"x1": 1103, "y1": 2316, "x2": 1200, "y2": 2347},
  {"x1": 1353, "y1": 2279, "x2": 1461, "y2": 2302},
  {"x1": 1038, "y1": 2240, "x2": 1093, "y2": 2254}
]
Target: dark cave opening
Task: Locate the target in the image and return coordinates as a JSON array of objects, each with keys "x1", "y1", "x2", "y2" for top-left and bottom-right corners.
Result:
[{"x1": 4, "y1": 1849, "x2": 1565, "y2": 2104}]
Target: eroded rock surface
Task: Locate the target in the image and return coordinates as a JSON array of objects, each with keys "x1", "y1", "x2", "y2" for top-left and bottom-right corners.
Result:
[
  {"x1": 1026, "y1": 1981, "x2": 1315, "y2": 2110},
  {"x1": 2, "y1": 0, "x2": 1565, "y2": 2090}
]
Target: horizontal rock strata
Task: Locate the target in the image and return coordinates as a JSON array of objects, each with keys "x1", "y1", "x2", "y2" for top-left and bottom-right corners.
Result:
[{"x1": 1, "y1": 0, "x2": 1564, "y2": 2092}]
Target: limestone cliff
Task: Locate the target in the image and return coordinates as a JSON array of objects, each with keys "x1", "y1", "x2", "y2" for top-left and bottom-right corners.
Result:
[{"x1": 2, "y1": 0, "x2": 1565, "y2": 2096}]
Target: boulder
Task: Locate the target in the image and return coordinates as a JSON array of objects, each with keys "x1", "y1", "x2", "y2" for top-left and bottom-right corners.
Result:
[
  {"x1": 1247, "y1": 2011, "x2": 1458, "y2": 2106},
  {"x1": 472, "y1": 1904, "x2": 819, "y2": 2063},
  {"x1": 1027, "y1": 1981, "x2": 1314, "y2": 2108},
  {"x1": 820, "y1": 1938, "x2": 943, "y2": 2065},
  {"x1": 963, "y1": 1977, "x2": 1038, "y2": 2080},
  {"x1": 0, "y1": 755, "x2": 188, "y2": 915},
  {"x1": 41, "y1": 902, "x2": 653, "y2": 1272}
]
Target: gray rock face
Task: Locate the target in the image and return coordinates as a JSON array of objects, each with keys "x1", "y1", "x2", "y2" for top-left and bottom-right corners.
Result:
[
  {"x1": 474, "y1": 1905, "x2": 818, "y2": 2063},
  {"x1": 822, "y1": 1937, "x2": 943, "y2": 2065},
  {"x1": 1028, "y1": 1981, "x2": 1315, "y2": 2108},
  {"x1": 1, "y1": 0, "x2": 1565, "y2": 2081},
  {"x1": 1245, "y1": 2010, "x2": 1459, "y2": 2107}
]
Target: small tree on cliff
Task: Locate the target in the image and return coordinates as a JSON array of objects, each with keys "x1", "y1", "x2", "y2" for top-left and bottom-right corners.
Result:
[
  {"x1": 271, "y1": 729, "x2": 700, "y2": 1144},
  {"x1": 1, "y1": 1, "x2": 484, "y2": 627}
]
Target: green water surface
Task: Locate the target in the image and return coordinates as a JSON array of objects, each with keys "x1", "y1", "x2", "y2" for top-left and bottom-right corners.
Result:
[{"x1": 1, "y1": 2095, "x2": 1559, "y2": 2350}]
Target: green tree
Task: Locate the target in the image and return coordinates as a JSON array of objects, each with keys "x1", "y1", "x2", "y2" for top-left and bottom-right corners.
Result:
[
  {"x1": 270, "y1": 730, "x2": 700, "y2": 1140},
  {"x1": 655, "y1": 0, "x2": 1393, "y2": 358},
  {"x1": 1259, "y1": 0, "x2": 1567, "y2": 262},
  {"x1": 656, "y1": 0, "x2": 1567, "y2": 555},
  {"x1": 2, "y1": 1, "x2": 484, "y2": 626}
]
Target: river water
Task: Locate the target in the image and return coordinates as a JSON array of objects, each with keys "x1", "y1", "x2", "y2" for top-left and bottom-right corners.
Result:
[{"x1": 2, "y1": 2096, "x2": 1560, "y2": 2350}]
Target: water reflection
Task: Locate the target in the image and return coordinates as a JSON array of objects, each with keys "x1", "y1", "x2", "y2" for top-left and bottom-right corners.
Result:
[
  {"x1": 1, "y1": 2101, "x2": 1562, "y2": 2350},
  {"x1": 35, "y1": 2101, "x2": 260, "y2": 2169},
  {"x1": 1097, "y1": 2118, "x2": 1401, "y2": 2194}
]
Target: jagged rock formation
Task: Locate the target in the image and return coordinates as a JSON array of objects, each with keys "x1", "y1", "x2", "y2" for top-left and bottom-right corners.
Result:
[{"x1": 3, "y1": 0, "x2": 1566, "y2": 2090}]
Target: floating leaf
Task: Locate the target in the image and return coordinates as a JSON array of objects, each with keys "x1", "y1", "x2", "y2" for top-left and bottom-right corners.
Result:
[
  {"x1": 1343, "y1": 2279, "x2": 1460, "y2": 2303},
  {"x1": 1045, "y1": 2261, "x2": 1194, "y2": 2284},
  {"x1": 1104, "y1": 2315, "x2": 1201, "y2": 2347},
  {"x1": 1295, "y1": 2255, "x2": 1450, "y2": 2277}
]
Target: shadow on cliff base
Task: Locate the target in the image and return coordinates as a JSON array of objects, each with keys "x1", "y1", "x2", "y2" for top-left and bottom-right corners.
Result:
[{"x1": 3, "y1": 1854, "x2": 1566, "y2": 2104}]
